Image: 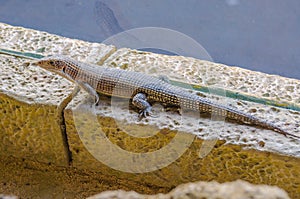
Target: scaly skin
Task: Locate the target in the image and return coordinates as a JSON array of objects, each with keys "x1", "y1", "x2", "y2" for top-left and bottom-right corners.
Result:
[{"x1": 33, "y1": 55, "x2": 299, "y2": 139}]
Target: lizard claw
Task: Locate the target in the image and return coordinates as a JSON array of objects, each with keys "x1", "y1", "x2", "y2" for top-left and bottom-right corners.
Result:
[
  {"x1": 138, "y1": 107, "x2": 159, "y2": 119},
  {"x1": 139, "y1": 107, "x2": 153, "y2": 118}
]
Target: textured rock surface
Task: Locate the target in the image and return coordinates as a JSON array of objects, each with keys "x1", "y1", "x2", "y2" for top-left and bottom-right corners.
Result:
[
  {"x1": 0, "y1": 23, "x2": 115, "y2": 165},
  {"x1": 88, "y1": 180, "x2": 290, "y2": 199},
  {"x1": 0, "y1": 22, "x2": 299, "y2": 198},
  {"x1": 65, "y1": 101, "x2": 300, "y2": 198},
  {"x1": 0, "y1": 55, "x2": 71, "y2": 165}
]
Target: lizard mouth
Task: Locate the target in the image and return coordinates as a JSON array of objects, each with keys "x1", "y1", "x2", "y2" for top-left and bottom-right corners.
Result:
[{"x1": 31, "y1": 60, "x2": 52, "y2": 70}]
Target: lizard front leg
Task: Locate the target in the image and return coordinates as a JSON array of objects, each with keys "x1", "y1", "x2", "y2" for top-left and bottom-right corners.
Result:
[
  {"x1": 76, "y1": 80, "x2": 100, "y2": 105},
  {"x1": 132, "y1": 93, "x2": 152, "y2": 117}
]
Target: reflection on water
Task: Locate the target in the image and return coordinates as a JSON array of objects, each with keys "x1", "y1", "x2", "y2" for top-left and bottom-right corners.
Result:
[
  {"x1": 94, "y1": 0, "x2": 124, "y2": 37},
  {"x1": 0, "y1": 0, "x2": 299, "y2": 79}
]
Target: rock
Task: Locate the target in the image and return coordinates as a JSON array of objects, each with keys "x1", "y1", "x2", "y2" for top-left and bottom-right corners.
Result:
[
  {"x1": 88, "y1": 180, "x2": 290, "y2": 199},
  {"x1": 0, "y1": 194, "x2": 18, "y2": 199}
]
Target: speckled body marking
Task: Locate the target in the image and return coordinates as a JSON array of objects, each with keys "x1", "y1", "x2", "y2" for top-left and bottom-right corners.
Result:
[{"x1": 34, "y1": 56, "x2": 300, "y2": 139}]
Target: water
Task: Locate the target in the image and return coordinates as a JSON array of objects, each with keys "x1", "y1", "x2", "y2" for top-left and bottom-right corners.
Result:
[{"x1": 0, "y1": 0, "x2": 299, "y2": 79}]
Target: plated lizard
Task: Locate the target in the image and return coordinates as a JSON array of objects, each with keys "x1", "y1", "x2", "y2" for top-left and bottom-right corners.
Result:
[{"x1": 32, "y1": 55, "x2": 300, "y2": 139}]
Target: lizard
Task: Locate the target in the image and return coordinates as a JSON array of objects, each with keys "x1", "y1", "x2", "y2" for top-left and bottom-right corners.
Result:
[{"x1": 32, "y1": 55, "x2": 300, "y2": 139}]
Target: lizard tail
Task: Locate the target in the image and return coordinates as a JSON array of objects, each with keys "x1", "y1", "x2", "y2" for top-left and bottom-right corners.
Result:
[{"x1": 187, "y1": 96, "x2": 300, "y2": 140}]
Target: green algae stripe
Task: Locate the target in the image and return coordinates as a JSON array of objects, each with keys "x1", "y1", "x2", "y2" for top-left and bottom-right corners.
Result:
[
  {"x1": 171, "y1": 80, "x2": 300, "y2": 112},
  {"x1": 1, "y1": 48, "x2": 299, "y2": 112},
  {"x1": 0, "y1": 48, "x2": 44, "y2": 59}
]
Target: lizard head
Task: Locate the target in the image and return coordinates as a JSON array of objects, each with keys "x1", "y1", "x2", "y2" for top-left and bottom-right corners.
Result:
[{"x1": 33, "y1": 56, "x2": 68, "y2": 73}]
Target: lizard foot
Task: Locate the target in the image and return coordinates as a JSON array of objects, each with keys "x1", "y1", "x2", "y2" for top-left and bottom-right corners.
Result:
[
  {"x1": 139, "y1": 107, "x2": 152, "y2": 118},
  {"x1": 138, "y1": 107, "x2": 160, "y2": 120}
]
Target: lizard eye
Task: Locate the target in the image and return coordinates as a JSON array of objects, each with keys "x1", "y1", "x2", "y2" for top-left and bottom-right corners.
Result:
[{"x1": 49, "y1": 61, "x2": 54, "y2": 65}]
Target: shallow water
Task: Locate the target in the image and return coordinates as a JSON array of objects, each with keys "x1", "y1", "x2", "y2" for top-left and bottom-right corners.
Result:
[{"x1": 0, "y1": 0, "x2": 299, "y2": 79}]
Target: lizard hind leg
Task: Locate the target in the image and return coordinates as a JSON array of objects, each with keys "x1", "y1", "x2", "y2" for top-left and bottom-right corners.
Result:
[{"x1": 132, "y1": 93, "x2": 153, "y2": 118}]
